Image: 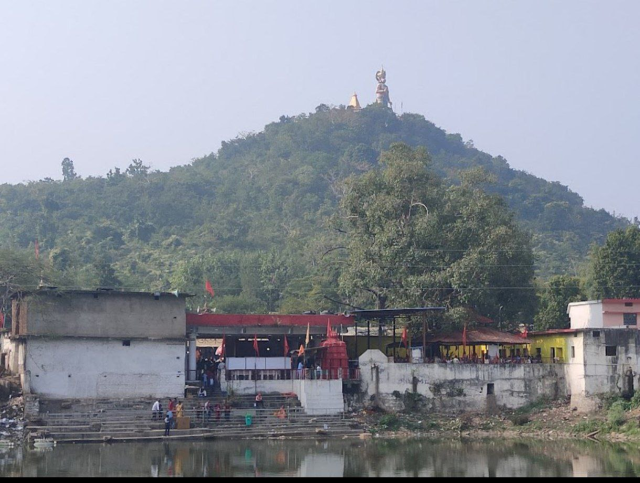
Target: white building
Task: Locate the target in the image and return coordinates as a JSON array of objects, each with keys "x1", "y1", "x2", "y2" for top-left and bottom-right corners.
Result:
[
  {"x1": 568, "y1": 298, "x2": 640, "y2": 330},
  {"x1": 1, "y1": 289, "x2": 188, "y2": 399}
]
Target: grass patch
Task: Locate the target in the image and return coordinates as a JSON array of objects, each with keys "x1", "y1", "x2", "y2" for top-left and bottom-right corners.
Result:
[
  {"x1": 571, "y1": 419, "x2": 603, "y2": 434},
  {"x1": 514, "y1": 396, "x2": 553, "y2": 416}
]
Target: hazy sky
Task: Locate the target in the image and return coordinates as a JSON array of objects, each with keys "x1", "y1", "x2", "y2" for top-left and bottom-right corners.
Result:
[{"x1": 1, "y1": 1, "x2": 639, "y2": 219}]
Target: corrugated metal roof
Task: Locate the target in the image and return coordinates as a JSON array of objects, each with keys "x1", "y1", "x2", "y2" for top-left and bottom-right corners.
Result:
[
  {"x1": 187, "y1": 313, "x2": 354, "y2": 328},
  {"x1": 529, "y1": 328, "x2": 579, "y2": 336},
  {"x1": 424, "y1": 327, "x2": 531, "y2": 344}
]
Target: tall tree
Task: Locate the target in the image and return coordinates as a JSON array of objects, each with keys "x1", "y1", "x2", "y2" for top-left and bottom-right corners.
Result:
[
  {"x1": 589, "y1": 226, "x2": 640, "y2": 298},
  {"x1": 534, "y1": 275, "x2": 585, "y2": 330},
  {"x1": 335, "y1": 143, "x2": 536, "y2": 328},
  {"x1": 61, "y1": 157, "x2": 78, "y2": 181}
]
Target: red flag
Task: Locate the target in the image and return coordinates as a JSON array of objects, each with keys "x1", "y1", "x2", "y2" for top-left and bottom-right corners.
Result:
[
  {"x1": 35, "y1": 239, "x2": 40, "y2": 260},
  {"x1": 521, "y1": 326, "x2": 528, "y2": 338},
  {"x1": 215, "y1": 333, "x2": 225, "y2": 357},
  {"x1": 205, "y1": 279, "x2": 215, "y2": 297},
  {"x1": 283, "y1": 336, "x2": 289, "y2": 356},
  {"x1": 253, "y1": 334, "x2": 259, "y2": 357},
  {"x1": 462, "y1": 324, "x2": 467, "y2": 348},
  {"x1": 326, "y1": 319, "x2": 332, "y2": 338},
  {"x1": 0, "y1": 312, "x2": 4, "y2": 328},
  {"x1": 401, "y1": 326, "x2": 408, "y2": 348}
]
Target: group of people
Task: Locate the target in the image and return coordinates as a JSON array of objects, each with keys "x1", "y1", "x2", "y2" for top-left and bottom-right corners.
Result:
[
  {"x1": 152, "y1": 398, "x2": 185, "y2": 436},
  {"x1": 197, "y1": 356, "x2": 226, "y2": 389},
  {"x1": 200, "y1": 399, "x2": 232, "y2": 423},
  {"x1": 290, "y1": 352, "x2": 324, "y2": 379},
  {"x1": 423, "y1": 354, "x2": 542, "y2": 364}
]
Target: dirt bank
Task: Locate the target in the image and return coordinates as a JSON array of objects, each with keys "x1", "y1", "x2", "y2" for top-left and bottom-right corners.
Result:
[{"x1": 353, "y1": 396, "x2": 640, "y2": 443}]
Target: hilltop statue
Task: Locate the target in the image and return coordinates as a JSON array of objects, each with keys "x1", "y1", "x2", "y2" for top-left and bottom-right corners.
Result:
[{"x1": 375, "y1": 67, "x2": 392, "y2": 109}]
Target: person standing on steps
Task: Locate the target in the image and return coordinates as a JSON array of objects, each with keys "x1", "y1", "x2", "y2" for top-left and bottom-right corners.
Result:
[
  {"x1": 152, "y1": 399, "x2": 161, "y2": 420},
  {"x1": 176, "y1": 400, "x2": 184, "y2": 418},
  {"x1": 164, "y1": 412, "x2": 171, "y2": 436}
]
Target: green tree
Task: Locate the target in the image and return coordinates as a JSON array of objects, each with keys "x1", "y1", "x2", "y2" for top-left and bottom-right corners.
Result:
[
  {"x1": 126, "y1": 159, "x2": 149, "y2": 178},
  {"x1": 336, "y1": 143, "x2": 536, "y2": 328},
  {"x1": 589, "y1": 226, "x2": 640, "y2": 298},
  {"x1": 61, "y1": 157, "x2": 78, "y2": 181},
  {"x1": 534, "y1": 275, "x2": 585, "y2": 330},
  {"x1": 93, "y1": 254, "x2": 122, "y2": 288}
]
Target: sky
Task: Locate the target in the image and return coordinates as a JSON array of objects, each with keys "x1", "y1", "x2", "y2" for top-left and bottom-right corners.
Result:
[{"x1": 0, "y1": 0, "x2": 639, "y2": 220}]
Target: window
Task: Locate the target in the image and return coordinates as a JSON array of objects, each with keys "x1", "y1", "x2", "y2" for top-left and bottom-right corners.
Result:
[
  {"x1": 571, "y1": 346, "x2": 575, "y2": 359},
  {"x1": 122, "y1": 340, "x2": 131, "y2": 347},
  {"x1": 623, "y1": 313, "x2": 637, "y2": 326},
  {"x1": 625, "y1": 302, "x2": 633, "y2": 307},
  {"x1": 487, "y1": 383, "x2": 494, "y2": 395},
  {"x1": 593, "y1": 331, "x2": 600, "y2": 337},
  {"x1": 605, "y1": 346, "x2": 617, "y2": 356}
]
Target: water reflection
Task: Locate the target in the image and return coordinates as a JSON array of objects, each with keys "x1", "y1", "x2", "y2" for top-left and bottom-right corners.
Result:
[{"x1": 1, "y1": 437, "x2": 640, "y2": 477}]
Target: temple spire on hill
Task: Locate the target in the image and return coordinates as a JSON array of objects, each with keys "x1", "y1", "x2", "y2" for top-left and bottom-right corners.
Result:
[{"x1": 348, "y1": 92, "x2": 361, "y2": 111}]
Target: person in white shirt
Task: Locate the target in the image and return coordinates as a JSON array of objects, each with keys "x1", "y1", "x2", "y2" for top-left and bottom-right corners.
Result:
[{"x1": 152, "y1": 400, "x2": 160, "y2": 420}]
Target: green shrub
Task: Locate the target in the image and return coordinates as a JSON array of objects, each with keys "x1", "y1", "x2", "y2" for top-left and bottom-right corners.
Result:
[
  {"x1": 629, "y1": 390, "x2": 640, "y2": 409},
  {"x1": 572, "y1": 419, "x2": 601, "y2": 434},
  {"x1": 608, "y1": 401, "x2": 627, "y2": 428},
  {"x1": 379, "y1": 414, "x2": 401, "y2": 431}
]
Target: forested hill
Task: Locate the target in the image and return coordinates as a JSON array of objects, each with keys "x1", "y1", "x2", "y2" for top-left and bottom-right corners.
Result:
[{"x1": 0, "y1": 104, "x2": 628, "y2": 311}]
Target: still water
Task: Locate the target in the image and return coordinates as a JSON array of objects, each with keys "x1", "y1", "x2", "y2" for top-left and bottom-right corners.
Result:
[{"x1": 1, "y1": 437, "x2": 640, "y2": 477}]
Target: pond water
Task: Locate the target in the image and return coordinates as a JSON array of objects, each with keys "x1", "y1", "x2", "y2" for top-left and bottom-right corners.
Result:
[{"x1": 1, "y1": 437, "x2": 640, "y2": 477}]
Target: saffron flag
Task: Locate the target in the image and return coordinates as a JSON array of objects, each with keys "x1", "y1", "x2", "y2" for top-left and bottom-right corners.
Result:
[
  {"x1": 283, "y1": 335, "x2": 289, "y2": 356},
  {"x1": 253, "y1": 334, "x2": 259, "y2": 357},
  {"x1": 462, "y1": 324, "x2": 467, "y2": 348},
  {"x1": 35, "y1": 239, "x2": 40, "y2": 260},
  {"x1": 298, "y1": 343, "x2": 305, "y2": 355},
  {"x1": 401, "y1": 326, "x2": 408, "y2": 348},
  {"x1": 205, "y1": 279, "x2": 215, "y2": 297},
  {"x1": 215, "y1": 333, "x2": 225, "y2": 357},
  {"x1": 305, "y1": 322, "x2": 310, "y2": 347}
]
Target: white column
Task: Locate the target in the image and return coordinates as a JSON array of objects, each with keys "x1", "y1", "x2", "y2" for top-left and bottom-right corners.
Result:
[{"x1": 188, "y1": 335, "x2": 197, "y2": 382}]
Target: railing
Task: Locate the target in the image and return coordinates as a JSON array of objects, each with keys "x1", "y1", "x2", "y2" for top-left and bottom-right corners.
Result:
[{"x1": 226, "y1": 368, "x2": 360, "y2": 381}]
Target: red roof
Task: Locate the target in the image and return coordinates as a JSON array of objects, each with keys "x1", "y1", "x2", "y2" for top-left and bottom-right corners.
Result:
[
  {"x1": 424, "y1": 327, "x2": 531, "y2": 345},
  {"x1": 186, "y1": 313, "x2": 354, "y2": 328}
]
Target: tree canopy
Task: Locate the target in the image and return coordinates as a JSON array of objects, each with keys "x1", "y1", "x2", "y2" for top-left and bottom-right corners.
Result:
[
  {"x1": 336, "y1": 143, "x2": 536, "y2": 328},
  {"x1": 589, "y1": 226, "x2": 640, "y2": 299}
]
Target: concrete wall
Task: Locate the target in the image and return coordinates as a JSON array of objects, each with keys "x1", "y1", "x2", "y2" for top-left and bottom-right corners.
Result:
[
  {"x1": 568, "y1": 301, "x2": 603, "y2": 329},
  {"x1": 358, "y1": 349, "x2": 566, "y2": 413},
  {"x1": 2, "y1": 336, "x2": 25, "y2": 382},
  {"x1": 570, "y1": 328, "x2": 639, "y2": 411},
  {"x1": 225, "y1": 378, "x2": 299, "y2": 396},
  {"x1": 24, "y1": 338, "x2": 185, "y2": 399},
  {"x1": 17, "y1": 292, "x2": 186, "y2": 339},
  {"x1": 297, "y1": 379, "x2": 344, "y2": 415},
  {"x1": 224, "y1": 378, "x2": 344, "y2": 415}
]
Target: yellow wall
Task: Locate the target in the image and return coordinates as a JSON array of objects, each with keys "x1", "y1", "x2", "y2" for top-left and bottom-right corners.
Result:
[{"x1": 529, "y1": 334, "x2": 569, "y2": 363}]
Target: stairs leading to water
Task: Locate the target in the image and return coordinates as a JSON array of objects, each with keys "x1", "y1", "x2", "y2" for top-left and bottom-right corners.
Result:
[{"x1": 27, "y1": 393, "x2": 365, "y2": 443}]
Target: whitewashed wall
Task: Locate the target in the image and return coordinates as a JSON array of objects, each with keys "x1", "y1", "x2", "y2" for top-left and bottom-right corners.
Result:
[
  {"x1": 358, "y1": 349, "x2": 566, "y2": 412},
  {"x1": 25, "y1": 338, "x2": 185, "y2": 399},
  {"x1": 224, "y1": 378, "x2": 344, "y2": 415},
  {"x1": 568, "y1": 301, "x2": 603, "y2": 329}
]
